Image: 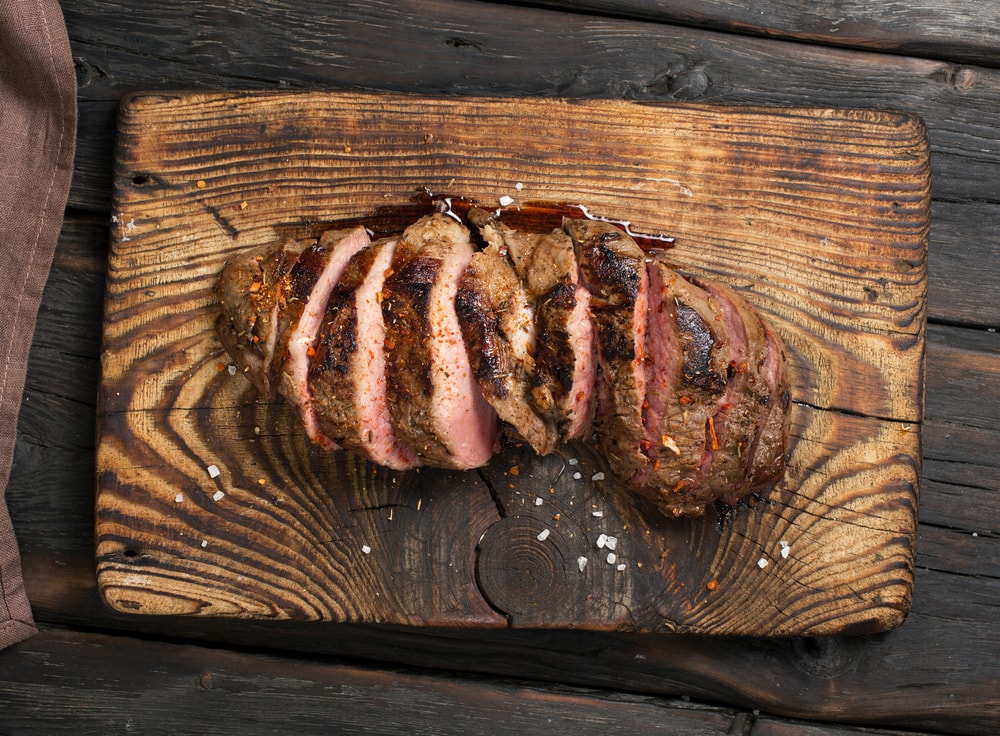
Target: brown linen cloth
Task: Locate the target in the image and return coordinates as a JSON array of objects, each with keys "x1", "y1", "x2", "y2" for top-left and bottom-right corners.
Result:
[{"x1": 0, "y1": 0, "x2": 77, "y2": 649}]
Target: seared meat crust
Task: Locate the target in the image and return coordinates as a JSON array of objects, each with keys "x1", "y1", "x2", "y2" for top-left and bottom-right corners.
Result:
[
  {"x1": 215, "y1": 206, "x2": 790, "y2": 519},
  {"x1": 565, "y1": 218, "x2": 649, "y2": 482},
  {"x1": 456, "y1": 243, "x2": 557, "y2": 455},
  {"x1": 381, "y1": 214, "x2": 499, "y2": 469}
]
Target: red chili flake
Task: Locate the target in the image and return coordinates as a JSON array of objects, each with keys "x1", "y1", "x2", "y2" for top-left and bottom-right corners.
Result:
[
  {"x1": 251, "y1": 334, "x2": 260, "y2": 344},
  {"x1": 721, "y1": 402, "x2": 731, "y2": 411},
  {"x1": 553, "y1": 513, "x2": 561, "y2": 521},
  {"x1": 706, "y1": 579, "x2": 719, "y2": 591},
  {"x1": 248, "y1": 281, "x2": 262, "y2": 293},
  {"x1": 707, "y1": 416, "x2": 719, "y2": 451},
  {"x1": 306, "y1": 346, "x2": 316, "y2": 358},
  {"x1": 679, "y1": 395, "x2": 692, "y2": 405},
  {"x1": 672, "y1": 480, "x2": 684, "y2": 493},
  {"x1": 508, "y1": 465, "x2": 520, "y2": 476},
  {"x1": 215, "y1": 362, "x2": 225, "y2": 372}
]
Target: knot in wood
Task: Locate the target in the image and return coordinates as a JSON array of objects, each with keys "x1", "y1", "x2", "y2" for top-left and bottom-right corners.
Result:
[{"x1": 476, "y1": 516, "x2": 579, "y2": 620}]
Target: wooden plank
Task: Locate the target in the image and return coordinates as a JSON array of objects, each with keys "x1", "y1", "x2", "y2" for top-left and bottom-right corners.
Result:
[
  {"x1": 64, "y1": 2, "x2": 1000, "y2": 330},
  {"x1": 0, "y1": 628, "x2": 740, "y2": 736},
  {"x1": 0, "y1": 628, "x2": 954, "y2": 736},
  {"x1": 65, "y1": 0, "x2": 1000, "y2": 206},
  {"x1": 533, "y1": 0, "x2": 1000, "y2": 66},
  {"x1": 10, "y1": 222, "x2": 997, "y2": 736},
  {"x1": 93, "y1": 91, "x2": 927, "y2": 636}
]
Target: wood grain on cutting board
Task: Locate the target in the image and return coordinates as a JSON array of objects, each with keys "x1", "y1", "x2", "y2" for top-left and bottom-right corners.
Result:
[{"x1": 95, "y1": 91, "x2": 928, "y2": 636}]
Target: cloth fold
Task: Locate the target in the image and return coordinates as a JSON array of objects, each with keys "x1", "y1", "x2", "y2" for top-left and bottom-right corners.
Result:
[{"x1": 0, "y1": 0, "x2": 78, "y2": 649}]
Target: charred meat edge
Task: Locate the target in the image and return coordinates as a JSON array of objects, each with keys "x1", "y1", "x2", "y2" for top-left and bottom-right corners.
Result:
[
  {"x1": 564, "y1": 218, "x2": 649, "y2": 481},
  {"x1": 382, "y1": 213, "x2": 499, "y2": 469},
  {"x1": 310, "y1": 238, "x2": 421, "y2": 470}
]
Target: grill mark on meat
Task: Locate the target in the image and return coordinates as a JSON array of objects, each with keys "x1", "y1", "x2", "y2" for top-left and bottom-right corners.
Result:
[
  {"x1": 689, "y1": 278, "x2": 770, "y2": 505},
  {"x1": 311, "y1": 238, "x2": 420, "y2": 470},
  {"x1": 530, "y1": 280, "x2": 596, "y2": 441},
  {"x1": 456, "y1": 240, "x2": 557, "y2": 456},
  {"x1": 630, "y1": 259, "x2": 730, "y2": 516},
  {"x1": 455, "y1": 266, "x2": 509, "y2": 399},
  {"x1": 214, "y1": 238, "x2": 310, "y2": 397},
  {"x1": 281, "y1": 227, "x2": 371, "y2": 450},
  {"x1": 383, "y1": 253, "x2": 437, "y2": 395},
  {"x1": 472, "y1": 210, "x2": 596, "y2": 444},
  {"x1": 382, "y1": 214, "x2": 498, "y2": 469},
  {"x1": 675, "y1": 303, "x2": 728, "y2": 393},
  {"x1": 565, "y1": 218, "x2": 648, "y2": 480}
]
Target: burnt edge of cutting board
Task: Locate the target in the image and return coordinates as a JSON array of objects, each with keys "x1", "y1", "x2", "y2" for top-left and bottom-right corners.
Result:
[{"x1": 95, "y1": 91, "x2": 928, "y2": 636}]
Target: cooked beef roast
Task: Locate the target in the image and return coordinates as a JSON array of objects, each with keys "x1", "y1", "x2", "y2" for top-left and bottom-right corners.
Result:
[
  {"x1": 310, "y1": 237, "x2": 421, "y2": 470},
  {"x1": 564, "y1": 219, "x2": 650, "y2": 484},
  {"x1": 381, "y1": 214, "x2": 500, "y2": 469},
  {"x1": 215, "y1": 203, "x2": 789, "y2": 518},
  {"x1": 455, "y1": 233, "x2": 558, "y2": 456},
  {"x1": 464, "y1": 207, "x2": 595, "y2": 450}
]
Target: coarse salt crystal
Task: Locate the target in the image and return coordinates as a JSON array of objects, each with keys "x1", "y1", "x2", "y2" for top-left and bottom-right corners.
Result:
[
  {"x1": 757, "y1": 557, "x2": 769, "y2": 569},
  {"x1": 606, "y1": 552, "x2": 617, "y2": 565},
  {"x1": 573, "y1": 472, "x2": 582, "y2": 480},
  {"x1": 201, "y1": 540, "x2": 208, "y2": 548},
  {"x1": 591, "y1": 510, "x2": 604, "y2": 518},
  {"x1": 534, "y1": 497, "x2": 544, "y2": 506},
  {"x1": 605, "y1": 535, "x2": 618, "y2": 551},
  {"x1": 361, "y1": 544, "x2": 372, "y2": 555},
  {"x1": 616, "y1": 563, "x2": 626, "y2": 571},
  {"x1": 577, "y1": 556, "x2": 588, "y2": 572},
  {"x1": 212, "y1": 490, "x2": 225, "y2": 502},
  {"x1": 227, "y1": 364, "x2": 237, "y2": 375},
  {"x1": 779, "y1": 540, "x2": 790, "y2": 559},
  {"x1": 499, "y1": 195, "x2": 515, "y2": 207},
  {"x1": 567, "y1": 458, "x2": 579, "y2": 465},
  {"x1": 591, "y1": 472, "x2": 605, "y2": 482},
  {"x1": 174, "y1": 493, "x2": 184, "y2": 503},
  {"x1": 206, "y1": 464, "x2": 221, "y2": 479},
  {"x1": 515, "y1": 182, "x2": 524, "y2": 191},
  {"x1": 537, "y1": 528, "x2": 551, "y2": 542},
  {"x1": 596, "y1": 533, "x2": 608, "y2": 549}
]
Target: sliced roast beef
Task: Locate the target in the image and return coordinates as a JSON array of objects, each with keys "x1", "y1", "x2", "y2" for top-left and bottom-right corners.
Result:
[
  {"x1": 631, "y1": 259, "x2": 731, "y2": 516},
  {"x1": 499, "y1": 222, "x2": 597, "y2": 444},
  {"x1": 216, "y1": 204, "x2": 790, "y2": 520},
  {"x1": 214, "y1": 237, "x2": 310, "y2": 397},
  {"x1": 271, "y1": 226, "x2": 372, "y2": 450},
  {"x1": 310, "y1": 238, "x2": 421, "y2": 471},
  {"x1": 564, "y1": 218, "x2": 649, "y2": 480},
  {"x1": 467, "y1": 208, "x2": 594, "y2": 448},
  {"x1": 381, "y1": 213, "x2": 499, "y2": 469},
  {"x1": 688, "y1": 278, "x2": 771, "y2": 506},
  {"x1": 455, "y1": 237, "x2": 559, "y2": 456}
]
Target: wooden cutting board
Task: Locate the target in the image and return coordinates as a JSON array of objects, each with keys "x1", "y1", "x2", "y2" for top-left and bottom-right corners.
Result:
[{"x1": 96, "y1": 91, "x2": 928, "y2": 636}]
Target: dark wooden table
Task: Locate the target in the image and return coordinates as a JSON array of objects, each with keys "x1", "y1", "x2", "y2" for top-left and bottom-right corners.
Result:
[{"x1": 2, "y1": 2, "x2": 998, "y2": 734}]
